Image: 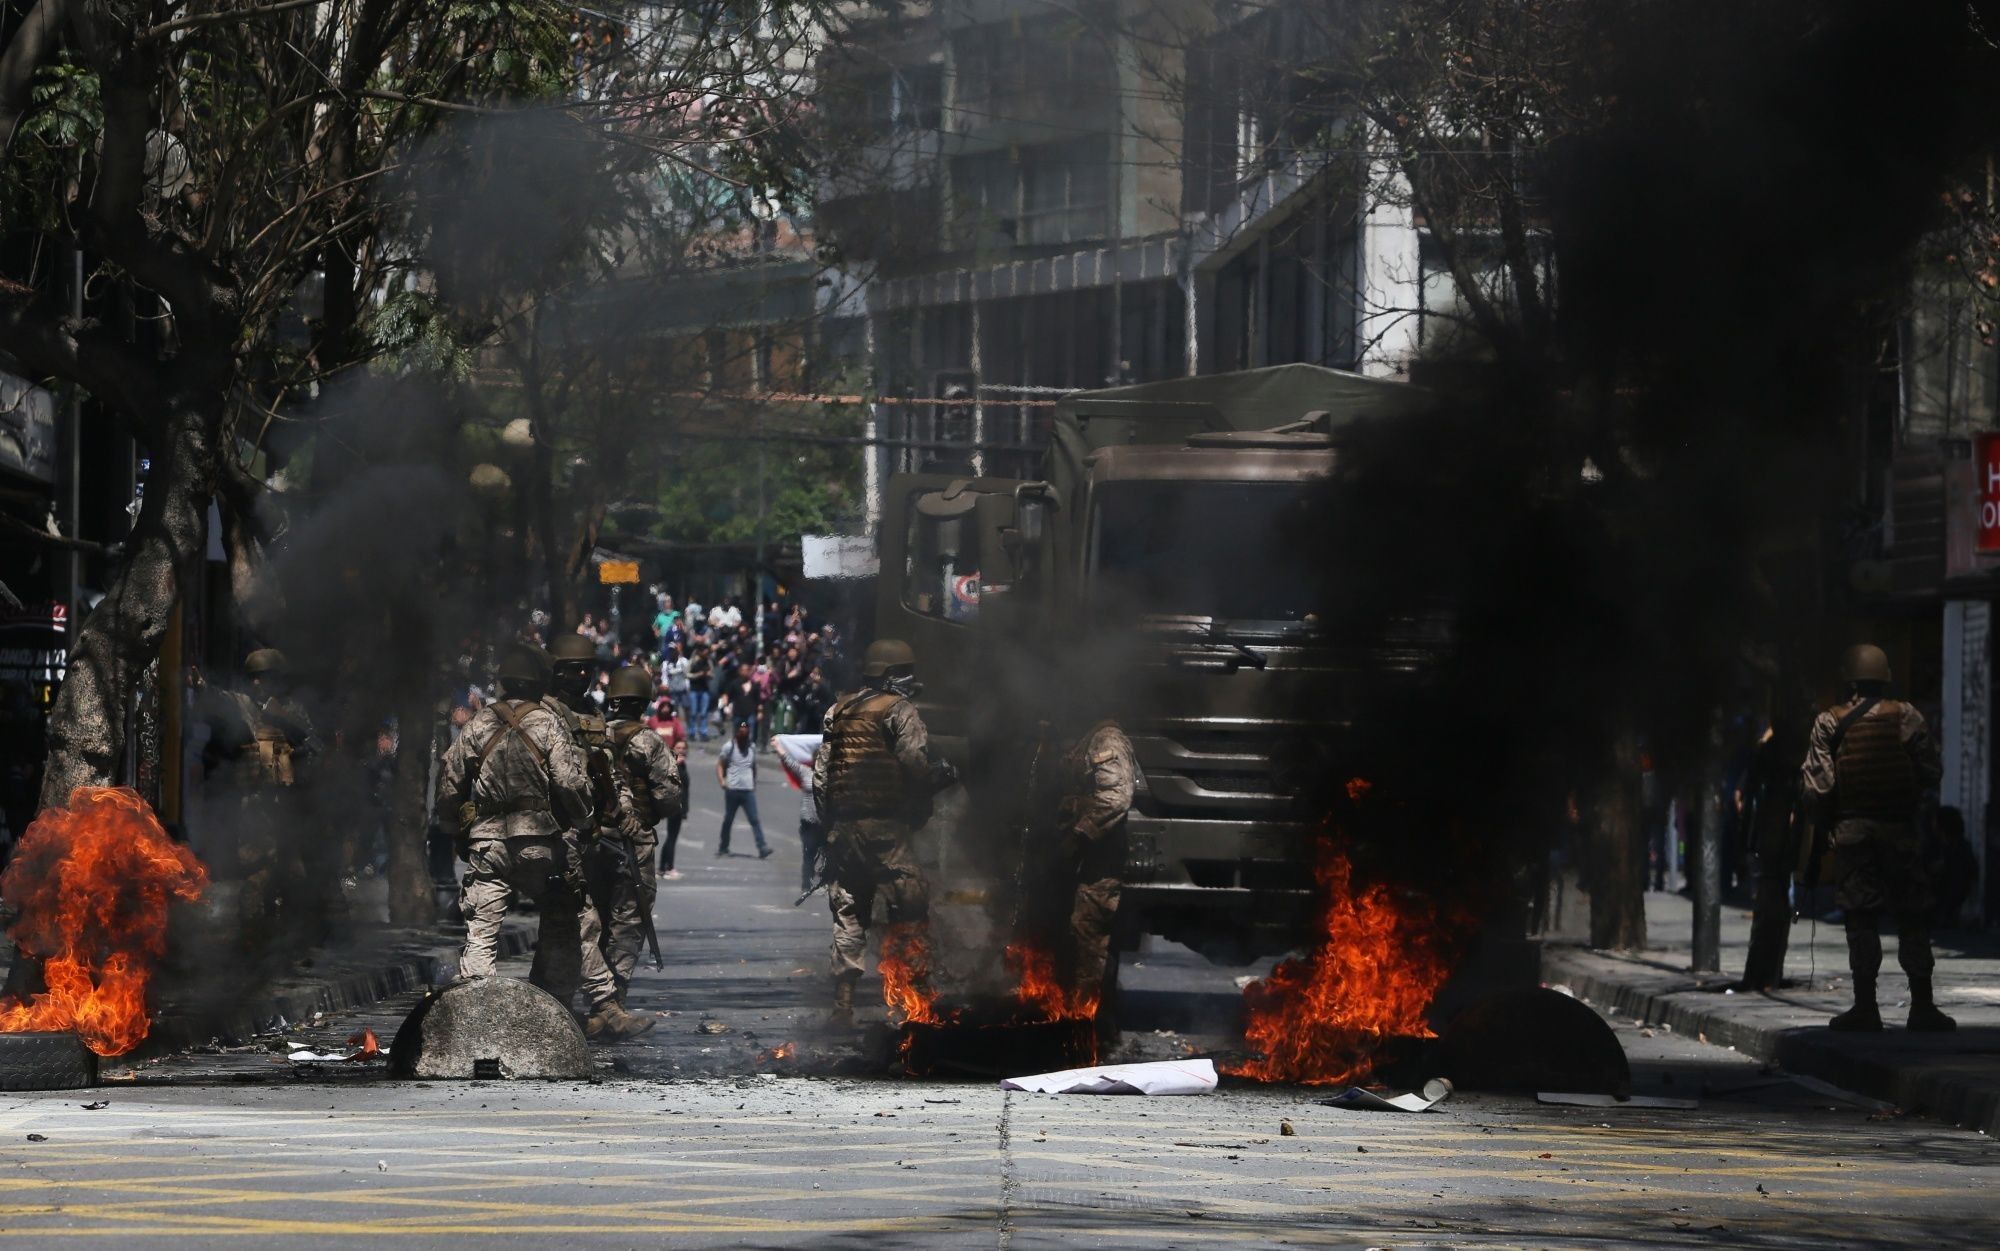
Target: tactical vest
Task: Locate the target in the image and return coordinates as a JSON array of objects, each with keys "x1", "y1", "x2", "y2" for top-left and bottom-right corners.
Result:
[
  {"x1": 1834, "y1": 700, "x2": 1919, "y2": 821},
  {"x1": 229, "y1": 692, "x2": 298, "y2": 788},
  {"x1": 471, "y1": 699, "x2": 553, "y2": 819},
  {"x1": 824, "y1": 689, "x2": 907, "y2": 819},
  {"x1": 609, "y1": 721, "x2": 657, "y2": 826}
]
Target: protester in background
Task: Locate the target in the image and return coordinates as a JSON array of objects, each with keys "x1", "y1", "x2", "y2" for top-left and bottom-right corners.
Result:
[
  {"x1": 752, "y1": 655, "x2": 778, "y2": 746},
  {"x1": 664, "y1": 643, "x2": 691, "y2": 713},
  {"x1": 715, "y1": 721, "x2": 771, "y2": 858},
  {"x1": 650, "y1": 700, "x2": 691, "y2": 879},
  {"x1": 685, "y1": 643, "x2": 714, "y2": 741},
  {"x1": 773, "y1": 733, "x2": 824, "y2": 895},
  {"x1": 797, "y1": 665, "x2": 834, "y2": 736},
  {"x1": 721, "y1": 666, "x2": 764, "y2": 746}
]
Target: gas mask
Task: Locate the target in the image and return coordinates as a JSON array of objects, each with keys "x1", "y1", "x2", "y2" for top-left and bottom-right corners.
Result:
[
  {"x1": 552, "y1": 661, "x2": 592, "y2": 700},
  {"x1": 885, "y1": 671, "x2": 923, "y2": 700}
]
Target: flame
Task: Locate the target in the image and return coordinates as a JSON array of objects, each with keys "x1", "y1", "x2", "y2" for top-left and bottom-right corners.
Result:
[
  {"x1": 1004, "y1": 943, "x2": 1098, "y2": 1022},
  {"x1": 756, "y1": 1040, "x2": 798, "y2": 1064},
  {"x1": 1344, "y1": 776, "x2": 1373, "y2": 802},
  {"x1": 877, "y1": 923, "x2": 950, "y2": 1026},
  {"x1": 0, "y1": 788, "x2": 209, "y2": 1056},
  {"x1": 347, "y1": 1029, "x2": 381, "y2": 1059},
  {"x1": 1225, "y1": 844, "x2": 1456, "y2": 1086}
]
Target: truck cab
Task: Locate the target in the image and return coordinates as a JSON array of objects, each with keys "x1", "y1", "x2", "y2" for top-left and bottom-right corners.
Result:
[{"x1": 875, "y1": 364, "x2": 1430, "y2": 961}]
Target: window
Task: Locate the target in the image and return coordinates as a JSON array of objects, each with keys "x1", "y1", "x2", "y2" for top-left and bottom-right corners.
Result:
[
  {"x1": 1090, "y1": 481, "x2": 1318, "y2": 622},
  {"x1": 950, "y1": 139, "x2": 1109, "y2": 248},
  {"x1": 1020, "y1": 139, "x2": 1109, "y2": 245},
  {"x1": 902, "y1": 493, "x2": 983, "y2": 624}
]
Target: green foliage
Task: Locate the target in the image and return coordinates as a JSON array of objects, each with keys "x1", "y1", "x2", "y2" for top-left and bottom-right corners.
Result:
[
  {"x1": 0, "y1": 60, "x2": 102, "y2": 230},
  {"x1": 652, "y1": 407, "x2": 863, "y2": 544},
  {"x1": 367, "y1": 289, "x2": 476, "y2": 378}
]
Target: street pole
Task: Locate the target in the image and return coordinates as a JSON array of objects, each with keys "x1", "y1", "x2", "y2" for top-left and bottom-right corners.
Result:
[
  {"x1": 1693, "y1": 709, "x2": 1726, "y2": 972},
  {"x1": 754, "y1": 406, "x2": 765, "y2": 658}
]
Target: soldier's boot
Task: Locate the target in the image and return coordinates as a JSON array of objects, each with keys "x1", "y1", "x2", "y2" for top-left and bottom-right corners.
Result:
[
  {"x1": 586, "y1": 999, "x2": 656, "y2": 1042},
  {"x1": 1828, "y1": 978, "x2": 1883, "y2": 1032},
  {"x1": 826, "y1": 978, "x2": 856, "y2": 1030},
  {"x1": 1906, "y1": 978, "x2": 1957, "y2": 1032}
]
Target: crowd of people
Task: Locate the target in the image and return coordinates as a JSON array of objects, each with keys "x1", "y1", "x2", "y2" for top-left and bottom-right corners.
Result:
[{"x1": 443, "y1": 589, "x2": 848, "y2": 881}]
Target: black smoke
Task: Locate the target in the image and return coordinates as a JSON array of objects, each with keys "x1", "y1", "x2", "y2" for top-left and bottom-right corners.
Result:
[{"x1": 1297, "y1": 1, "x2": 2000, "y2": 932}]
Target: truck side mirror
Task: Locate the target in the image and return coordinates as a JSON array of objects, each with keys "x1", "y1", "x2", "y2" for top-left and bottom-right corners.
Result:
[
  {"x1": 1017, "y1": 494, "x2": 1047, "y2": 545},
  {"x1": 934, "y1": 517, "x2": 963, "y2": 561}
]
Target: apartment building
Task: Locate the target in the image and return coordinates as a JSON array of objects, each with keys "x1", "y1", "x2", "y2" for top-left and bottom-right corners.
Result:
[{"x1": 813, "y1": 0, "x2": 1461, "y2": 524}]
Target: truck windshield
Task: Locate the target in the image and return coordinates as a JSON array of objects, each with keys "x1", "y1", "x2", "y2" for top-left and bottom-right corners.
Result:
[{"x1": 1090, "y1": 481, "x2": 1318, "y2": 623}]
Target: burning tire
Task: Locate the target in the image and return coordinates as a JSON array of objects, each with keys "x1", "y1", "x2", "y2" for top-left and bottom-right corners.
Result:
[{"x1": 0, "y1": 1030, "x2": 98, "y2": 1091}]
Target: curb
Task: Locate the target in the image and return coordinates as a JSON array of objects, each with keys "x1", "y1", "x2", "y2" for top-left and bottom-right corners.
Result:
[
  {"x1": 142, "y1": 923, "x2": 534, "y2": 1057},
  {"x1": 1544, "y1": 947, "x2": 2000, "y2": 1137}
]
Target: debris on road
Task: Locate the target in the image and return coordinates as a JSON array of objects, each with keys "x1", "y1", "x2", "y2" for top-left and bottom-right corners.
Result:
[
  {"x1": 80, "y1": 1101, "x2": 108, "y2": 1110},
  {"x1": 1538, "y1": 1091, "x2": 1698, "y2": 1110},
  {"x1": 25, "y1": 1133, "x2": 46, "y2": 1142},
  {"x1": 1433, "y1": 987, "x2": 1631, "y2": 1097},
  {"x1": 1000, "y1": 1058, "x2": 1217, "y2": 1095},
  {"x1": 1320, "y1": 1078, "x2": 1451, "y2": 1113},
  {"x1": 1279, "y1": 1118, "x2": 1295, "y2": 1135},
  {"x1": 696, "y1": 1020, "x2": 729, "y2": 1035}
]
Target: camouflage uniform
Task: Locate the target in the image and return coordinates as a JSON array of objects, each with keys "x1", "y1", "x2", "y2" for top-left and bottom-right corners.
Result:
[
  {"x1": 436, "y1": 697, "x2": 594, "y2": 1001},
  {"x1": 604, "y1": 717, "x2": 684, "y2": 987},
  {"x1": 543, "y1": 695, "x2": 634, "y2": 1012},
  {"x1": 1801, "y1": 695, "x2": 1944, "y2": 1016},
  {"x1": 811, "y1": 688, "x2": 935, "y2": 982},
  {"x1": 1057, "y1": 721, "x2": 1138, "y2": 1005}
]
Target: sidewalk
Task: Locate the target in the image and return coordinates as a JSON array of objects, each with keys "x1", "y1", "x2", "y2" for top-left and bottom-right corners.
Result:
[
  {"x1": 1542, "y1": 891, "x2": 2000, "y2": 1133},
  {"x1": 88, "y1": 876, "x2": 527, "y2": 1059},
  {"x1": 142, "y1": 919, "x2": 532, "y2": 1057}
]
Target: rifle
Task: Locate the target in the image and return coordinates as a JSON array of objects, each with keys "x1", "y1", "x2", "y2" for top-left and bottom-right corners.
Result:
[
  {"x1": 795, "y1": 841, "x2": 830, "y2": 907},
  {"x1": 639, "y1": 885, "x2": 664, "y2": 970},
  {"x1": 584, "y1": 828, "x2": 665, "y2": 969}
]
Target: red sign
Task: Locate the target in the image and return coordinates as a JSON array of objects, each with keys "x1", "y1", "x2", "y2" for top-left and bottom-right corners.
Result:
[{"x1": 1980, "y1": 433, "x2": 2000, "y2": 552}]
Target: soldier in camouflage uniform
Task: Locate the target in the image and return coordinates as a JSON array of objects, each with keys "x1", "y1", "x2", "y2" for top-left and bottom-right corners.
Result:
[
  {"x1": 602, "y1": 667, "x2": 683, "y2": 1002},
  {"x1": 436, "y1": 644, "x2": 605, "y2": 1015},
  {"x1": 811, "y1": 639, "x2": 955, "y2": 1027},
  {"x1": 545, "y1": 633, "x2": 655, "y2": 1039},
  {"x1": 1055, "y1": 718, "x2": 1139, "y2": 1018},
  {"x1": 201, "y1": 648, "x2": 322, "y2": 952},
  {"x1": 1801, "y1": 644, "x2": 1954, "y2": 1033}
]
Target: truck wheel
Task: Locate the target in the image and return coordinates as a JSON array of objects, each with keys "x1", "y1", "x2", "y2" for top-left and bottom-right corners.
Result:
[{"x1": 0, "y1": 1031, "x2": 99, "y2": 1090}]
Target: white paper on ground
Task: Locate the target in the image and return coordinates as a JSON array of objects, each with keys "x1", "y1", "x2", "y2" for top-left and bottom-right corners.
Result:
[
  {"x1": 1000, "y1": 1058, "x2": 1217, "y2": 1095},
  {"x1": 1322, "y1": 1083, "x2": 1448, "y2": 1113},
  {"x1": 1537, "y1": 1091, "x2": 1699, "y2": 1110},
  {"x1": 286, "y1": 1049, "x2": 349, "y2": 1062}
]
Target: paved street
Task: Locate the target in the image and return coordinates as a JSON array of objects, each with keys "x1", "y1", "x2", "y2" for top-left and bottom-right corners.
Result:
[{"x1": 2, "y1": 750, "x2": 1995, "y2": 1247}]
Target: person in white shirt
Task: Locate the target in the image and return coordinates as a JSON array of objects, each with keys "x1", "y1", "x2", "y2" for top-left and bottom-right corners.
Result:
[
  {"x1": 773, "y1": 733, "x2": 824, "y2": 895},
  {"x1": 715, "y1": 720, "x2": 770, "y2": 858}
]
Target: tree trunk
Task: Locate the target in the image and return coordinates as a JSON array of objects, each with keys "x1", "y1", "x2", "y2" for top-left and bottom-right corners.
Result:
[
  {"x1": 38, "y1": 397, "x2": 219, "y2": 809},
  {"x1": 1588, "y1": 734, "x2": 1648, "y2": 949},
  {"x1": 1741, "y1": 686, "x2": 1813, "y2": 988},
  {"x1": 385, "y1": 688, "x2": 438, "y2": 926},
  {"x1": 1691, "y1": 710, "x2": 1726, "y2": 973}
]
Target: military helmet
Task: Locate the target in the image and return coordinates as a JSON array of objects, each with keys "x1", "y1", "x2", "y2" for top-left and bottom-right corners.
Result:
[
  {"x1": 243, "y1": 648, "x2": 288, "y2": 676},
  {"x1": 497, "y1": 644, "x2": 551, "y2": 686},
  {"x1": 1840, "y1": 644, "x2": 1892, "y2": 685},
  {"x1": 547, "y1": 633, "x2": 597, "y2": 663},
  {"x1": 860, "y1": 638, "x2": 917, "y2": 678},
  {"x1": 607, "y1": 667, "x2": 654, "y2": 702}
]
